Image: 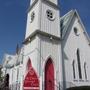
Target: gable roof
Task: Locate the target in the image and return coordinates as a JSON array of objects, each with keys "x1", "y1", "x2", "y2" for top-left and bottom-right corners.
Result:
[{"x1": 60, "y1": 9, "x2": 90, "y2": 44}]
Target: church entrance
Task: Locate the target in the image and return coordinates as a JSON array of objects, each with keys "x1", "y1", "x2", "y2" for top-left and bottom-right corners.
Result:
[
  {"x1": 45, "y1": 58, "x2": 55, "y2": 90},
  {"x1": 23, "y1": 59, "x2": 39, "y2": 90}
]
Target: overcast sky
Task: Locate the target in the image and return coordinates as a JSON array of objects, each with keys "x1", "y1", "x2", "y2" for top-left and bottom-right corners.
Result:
[{"x1": 0, "y1": 0, "x2": 90, "y2": 63}]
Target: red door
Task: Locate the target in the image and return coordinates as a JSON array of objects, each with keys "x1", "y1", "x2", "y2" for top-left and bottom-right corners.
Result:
[
  {"x1": 23, "y1": 59, "x2": 39, "y2": 90},
  {"x1": 45, "y1": 58, "x2": 55, "y2": 90}
]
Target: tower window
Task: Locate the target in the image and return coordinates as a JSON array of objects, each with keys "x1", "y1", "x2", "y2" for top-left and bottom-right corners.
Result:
[
  {"x1": 77, "y1": 49, "x2": 82, "y2": 79},
  {"x1": 46, "y1": 10, "x2": 55, "y2": 21},
  {"x1": 30, "y1": 12, "x2": 35, "y2": 23},
  {"x1": 72, "y1": 60, "x2": 76, "y2": 79}
]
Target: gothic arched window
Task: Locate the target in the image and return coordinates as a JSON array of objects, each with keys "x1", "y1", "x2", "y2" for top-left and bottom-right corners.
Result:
[
  {"x1": 4, "y1": 74, "x2": 9, "y2": 87},
  {"x1": 77, "y1": 49, "x2": 82, "y2": 79},
  {"x1": 72, "y1": 60, "x2": 76, "y2": 79},
  {"x1": 17, "y1": 68, "x2": 19, "y2": 81},
  {"x1": 74, "y1": 27, "x2": 79, "y2": 36},
  {"x1": 84, "y1": 62, "x2": 87, "y2": 80}
]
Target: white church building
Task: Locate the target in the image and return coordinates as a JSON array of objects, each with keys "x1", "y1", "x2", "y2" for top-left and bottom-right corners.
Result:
[{"x1": 2, "y1": 0, "x2": 90, "y2": 90}]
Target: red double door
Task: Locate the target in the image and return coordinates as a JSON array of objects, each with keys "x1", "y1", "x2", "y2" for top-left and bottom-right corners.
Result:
[{"x1": 45, "y1": 58, "x2": 55, "y2": 90}]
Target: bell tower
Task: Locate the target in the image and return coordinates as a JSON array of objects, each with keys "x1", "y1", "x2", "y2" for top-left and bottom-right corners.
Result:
[
  {"x1": 25, "y1": 0, "x2": 60, "y2": 39},
  {"x1": 23, "y1": 0, "x2": 62, "y2": 90}
]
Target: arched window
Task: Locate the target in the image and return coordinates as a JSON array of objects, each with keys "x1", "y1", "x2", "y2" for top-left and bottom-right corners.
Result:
[
  {"x1": 74, "y1": 27, "x2": 79, "y2": 36},
  {"x1": 84, "y1": 62, "x2": 87, "y2": 80},
  {"x1": 4, "y1": 74, "x2": 9, "y2": 87},
  {"x1": 77, "y1": 49, "x2": 82, "y2": 79},
  {"x1": 72, "y1": 60, "x2": 75, "y2": 79},
  {"x1": 17, "y1": 68, "x2": 19, "y2": 81}
]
